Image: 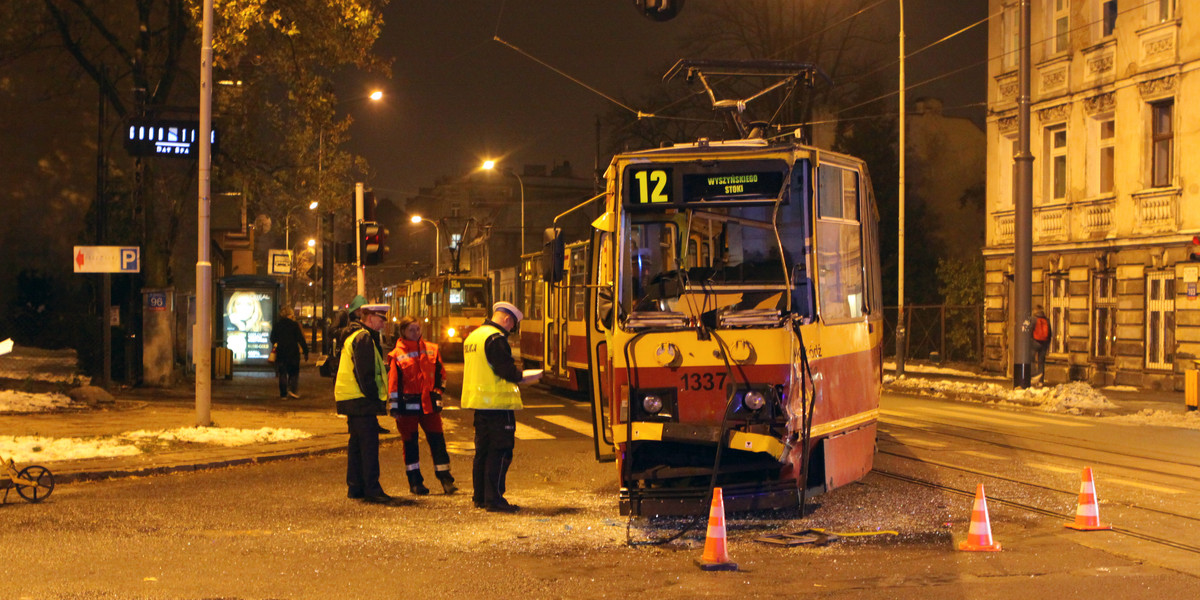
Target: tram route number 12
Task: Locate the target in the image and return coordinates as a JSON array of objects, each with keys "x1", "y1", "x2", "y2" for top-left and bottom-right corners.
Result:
[
  {"x1": 679, "y1": 372, "x2": 726, "y2": 391},
  {"x1": 633, "y1": 169, "x2": 671, "y2": 204}
]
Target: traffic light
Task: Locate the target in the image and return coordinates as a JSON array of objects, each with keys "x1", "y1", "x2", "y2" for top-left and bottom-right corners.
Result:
[
  {"x1": 361, "y1": 221, "x2": 389, "y2": 266},
  {"x1": 633, "y1": 0, "x2": 684, "y2": 21},
  {"x1": 363, "y1": 190, "x2": 378, "y2": 222},
  {"x1": 1189, "y1": 236, "x2": 1200, "y2": 262}
]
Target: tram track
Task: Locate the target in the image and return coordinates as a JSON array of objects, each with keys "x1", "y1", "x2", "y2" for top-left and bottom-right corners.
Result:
[
  {"x1": 876, "y1": 448, "x2": 1200, "y2": 525},
  {"x1": 879, "y1": 416, "x2": 1200, "y2": 482},
  {"x1": 873, "y1": 465, "x2": 1200, "y2": 556}
]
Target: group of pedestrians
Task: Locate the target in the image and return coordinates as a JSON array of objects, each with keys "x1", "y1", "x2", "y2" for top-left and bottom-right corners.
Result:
[{"x1": 328, "y1": 294, "x2": 537, "y2": 511}]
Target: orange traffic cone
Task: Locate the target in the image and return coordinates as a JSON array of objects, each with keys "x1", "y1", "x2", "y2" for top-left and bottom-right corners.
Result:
[
  {"x1": 958, "y1": 483, "x2": 1002, "y2": 552},
  {"x1": 1065, "y1": 467, "x2": 1111, "y2": 531},
  {"x1": 695, "y1": 487, "x2": 738, "y2": 571}
]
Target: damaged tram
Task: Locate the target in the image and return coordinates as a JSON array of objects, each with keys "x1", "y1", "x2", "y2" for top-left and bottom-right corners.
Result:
[{"x1": 543, "y1": 137, "x2": 883, "y2": 516}]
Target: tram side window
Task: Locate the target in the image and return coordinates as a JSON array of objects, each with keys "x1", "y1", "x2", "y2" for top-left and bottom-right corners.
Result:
[
  {"x1": 816, "y1": 165, "x2": 864, "y2": 322},
  {"x1": 570, "y1": 248, "x2": 587, "y2": 321}
]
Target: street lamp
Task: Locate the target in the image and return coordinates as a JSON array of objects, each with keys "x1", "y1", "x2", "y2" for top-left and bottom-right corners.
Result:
[
  {"x1": 481, "y1": 160, "x2": 525, "y2": 256},
  {"x1": 411, "y1": 215, "x2": 441, "y2": 277},
  {"x1": 308, "y1": 237, "x2": 318, "y2": 349}
]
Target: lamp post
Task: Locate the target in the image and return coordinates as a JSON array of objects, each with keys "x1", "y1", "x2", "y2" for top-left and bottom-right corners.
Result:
[
  {"x1": 283, "y1": 200, "x2": 319, "y2": 304},
  {"x1": 411, "y1": 215, "x2": 441, "y2": 277},
  {"x1": 481, "y1": 160, "x2": 525, "y2": 256},
  {"x1": 307, "y1": 237, "x2": 318, "y2": 348},
  {"x1": 895, "y1": 0, "x2": 907, "y2": 378}
]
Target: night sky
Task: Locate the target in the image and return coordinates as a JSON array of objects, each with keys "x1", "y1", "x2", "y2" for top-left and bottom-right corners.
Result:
[{"x1": 339, "y1": 1, "x2": 989, "y2": 203}]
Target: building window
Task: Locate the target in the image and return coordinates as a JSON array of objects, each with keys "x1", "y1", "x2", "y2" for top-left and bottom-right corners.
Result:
[
  {"x1": 1088, "y1": 117, "x2": 1115, "y2": 196},
  {"x1": 1044, "y1": 125, "x2": 1067, "y2": 203},
  {"x1": 1145, "y1": 271, "x2": 1175, "y2": 370},
  {"x1": 1092, "y1": 271, "x2": 1116, "y2": 359},
  {"x1": 999, "y1": 135, "x2": 1016, "y2": 207},
  {"x1": 1151, "y1": 100, "x2": 1173, "y2": 188},
  {"x1": 1048, "y1": 273, "x2": 1069, "y2": 354},
  {"x1": 1052, "y1": 0, "x2": 1070, "y2": 54},
  {"x1": 1150, "y1": 0, "x2": 1174, "y2": 23},
  {"x1": 1101, "y1": 0, "x2": 1117, "y2": 37},
  {"x1": 1002, "y1": 4, "x2": 1020, "y2": 71}
]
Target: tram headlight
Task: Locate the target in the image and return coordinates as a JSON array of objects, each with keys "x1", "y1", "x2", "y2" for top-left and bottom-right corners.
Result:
[
  {"x1": 642, "y1": 394, "x2": 664, "y2": 415},
  {"x1": 446, "y1": 327, "x2": 457, "y2": 339},
  {"x1": 743, "y1": 391, "x2": 766, "y2": 411}
]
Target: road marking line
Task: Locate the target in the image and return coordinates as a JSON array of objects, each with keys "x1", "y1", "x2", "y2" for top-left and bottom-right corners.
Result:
[
  {"x1": 919, "y1": 405, "x2": 1090, "y2": 428},
  {"x1": 1104, "y1": 477, "x2": 1185, "y2": 495},
  {"x1": 535, "y1": 414, "x2": 595, "y2": 437},
  {"x1": 908, "y1": 406, "x2": 1034, "y2": 428},
  {"x1": 956, "y1": 450, "x2": 1006, "y2": 460},
  {"x1": 515, "y1": 422, "x2": 555, "y2": 440},
  {"x1": 1028, "y1": 462, "x2": 1077, "y2": 474},
  {"x1": 887, "y1": 434, "x2": 946, "y2": 449}
]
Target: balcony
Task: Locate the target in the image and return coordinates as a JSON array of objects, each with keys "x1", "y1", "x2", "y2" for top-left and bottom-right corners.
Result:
[
  {"x1": 1137, "y1": 19, "x2": 1179, "y2": 71},
  {"x1": 1133, "y1": 188, "x2": 1179, "y2": 234}
]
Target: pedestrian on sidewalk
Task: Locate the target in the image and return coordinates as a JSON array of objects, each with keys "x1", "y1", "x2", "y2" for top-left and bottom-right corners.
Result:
[
  {"x1": 1032, "y1": 305, "x2": 1052, "y2": 383},
  {"x1": 387, "y1": 316, "x2": 456, "y2": 496},
  {"x1": 462, "y1": 302, "x2": 540, "y2": 513},
  {"x1": 270, "y1": 306, "x2": 309, "y2": 399},
  {"x1": 334, "y1": 301, "x2": 395, "y2": 505}
]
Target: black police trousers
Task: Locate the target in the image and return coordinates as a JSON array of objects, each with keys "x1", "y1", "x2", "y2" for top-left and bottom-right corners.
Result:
[{"x1": 471, "y1": 409, "x2": 515, "y2": 507}]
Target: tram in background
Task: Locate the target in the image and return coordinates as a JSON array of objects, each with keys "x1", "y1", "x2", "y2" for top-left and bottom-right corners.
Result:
[
  {"x1": 530, "y1": 133, "x2": 883, "y2": 517},
  {"x1": 382, "y1": 274, "x2": 491, "y2": 360},
  {"x1": 518, "y1": 241, "x2": 591, "y2": 391}
]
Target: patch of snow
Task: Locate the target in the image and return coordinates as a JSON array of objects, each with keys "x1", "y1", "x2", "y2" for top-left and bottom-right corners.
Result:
[
  {"x1": 0, "y1": 427, "x2": 314, "y2": 464},
  {"x1": 0, "y1": 390, "x2": 72, "y2": 413},
  {"x1": 887, "y1": 377, "x2": 1118, "y2": 415},
  {"x1": 0, "y1": 436, "x2": 141, "y2": 463},
  {"x1": 1102, "y1": 409, "x2": 1200, "y2": 430},
  {"x1": 883, "y1": 361, "x2": 993, "y2": 380},
  {"x1": 1102, "y1": 385, "x2": 1140, "y2": 392},
  {"x1": 123, "y1": 426, "x2": 312, "y2": 447}
]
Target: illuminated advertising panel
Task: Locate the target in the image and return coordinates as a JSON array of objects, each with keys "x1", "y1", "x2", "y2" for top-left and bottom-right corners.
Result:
[{"x1": 222, "y1": 289, "x2": 274, "y2": 365}]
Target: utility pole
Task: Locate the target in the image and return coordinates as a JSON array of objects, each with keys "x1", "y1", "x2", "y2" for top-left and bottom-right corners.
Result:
[
  {"x1": 195, "y1": 0, "x2": 214, "y2": 426},
  {"x1": 895, "y1": 0, "x2": 907, "y2": 377},
  {"x1": 1013, "y1": 0, "x2": 1034, "y2": 387},
  {"x1": 355, "y1": 182, "x2": 366, "y2": 297}
]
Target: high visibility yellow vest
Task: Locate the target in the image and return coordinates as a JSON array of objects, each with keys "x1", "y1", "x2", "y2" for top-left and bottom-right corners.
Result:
[
  {"x1": 334, "y1": 328, "x2": 387, "y2": 402},
  {"x1": 460, "y1": 324, "x2": 522, "y2": 410}
]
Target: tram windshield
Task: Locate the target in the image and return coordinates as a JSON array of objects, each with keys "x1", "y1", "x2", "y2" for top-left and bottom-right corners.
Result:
[
  {"x1": 448, "y1": 279, "x2": 489, "y2": 315},
  {"x1": 625, "y1": 198, "x2": 809, "y2": 320}
]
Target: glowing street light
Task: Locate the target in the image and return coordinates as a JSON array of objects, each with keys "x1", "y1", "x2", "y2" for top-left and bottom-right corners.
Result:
[
  {"x1": 481, "y1": 160, "x2": 525, "y2": 255},
  {"x1": 411, "y1": 215, "x2": 441, "y2": 277}
]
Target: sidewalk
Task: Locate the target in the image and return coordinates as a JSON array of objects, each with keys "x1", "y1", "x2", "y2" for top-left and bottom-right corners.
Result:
[
  {"x1": 884, "y1": 361, "x2": 1188, "y2": 416},
  {"x1": 1, "y1": 362, "x2": 367, "y2": 485},
  {"x1": 3, "y1": 360, "x2": 1193, "y2": 487}
]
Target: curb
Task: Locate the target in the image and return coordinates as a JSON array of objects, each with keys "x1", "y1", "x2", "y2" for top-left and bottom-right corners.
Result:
[{"x1": 47, "y1": 434, "x2": 406, "y2": 485}]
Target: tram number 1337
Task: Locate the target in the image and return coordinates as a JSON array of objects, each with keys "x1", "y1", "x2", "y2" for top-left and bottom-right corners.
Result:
[{"x1": 679, "y1": 372, "x2": 727, "y2": 391}]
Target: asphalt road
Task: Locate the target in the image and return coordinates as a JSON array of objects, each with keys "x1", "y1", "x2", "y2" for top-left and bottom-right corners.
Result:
[{"x1": 3, "y1": 384, "x2": 1200, "y2": 599}]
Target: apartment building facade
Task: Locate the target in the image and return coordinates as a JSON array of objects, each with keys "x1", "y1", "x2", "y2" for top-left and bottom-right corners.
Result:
[{"x1": 984, "y1": 0, "x2": 1198, "y2": 389}]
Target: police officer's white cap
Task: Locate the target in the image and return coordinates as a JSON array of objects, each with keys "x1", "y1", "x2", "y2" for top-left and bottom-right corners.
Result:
[
  {"x1": 360, "y1": 303, "x2": 389, "y2": 316},
  {"x1": 493, "y1": 301, "x2": 523, "y2": 323}
]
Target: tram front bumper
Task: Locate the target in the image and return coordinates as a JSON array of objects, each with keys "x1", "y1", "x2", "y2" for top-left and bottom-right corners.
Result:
[{"x1": 611, "y1": 421, "x2": 786, "y2": 460}]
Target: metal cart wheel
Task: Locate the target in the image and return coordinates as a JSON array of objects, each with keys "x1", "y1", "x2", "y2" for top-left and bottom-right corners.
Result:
[{"x1": 15, "y1": 465, "x2": 54, "y2": 503}]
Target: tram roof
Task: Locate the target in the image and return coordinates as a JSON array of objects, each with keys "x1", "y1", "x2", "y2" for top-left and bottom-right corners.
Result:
[{"x1": 614, "y1": 137, "x2": 861, "y2": 166}]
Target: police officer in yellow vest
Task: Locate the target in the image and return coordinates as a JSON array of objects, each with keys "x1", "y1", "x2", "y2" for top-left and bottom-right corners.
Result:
[
  {"x1": 334, "y1": 298, "x2": 394, "y2": 504},
  {"x1": 462, "y1": 301, "x2": 539, "y2": 512}
]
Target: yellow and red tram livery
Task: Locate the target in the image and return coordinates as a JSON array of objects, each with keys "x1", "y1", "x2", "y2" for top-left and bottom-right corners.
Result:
[
  {"x1": 551, "y1": 138, "x2": 883, "y2": 516},
  {"x1": 520, "y1": 242, "x2": 591, "y2": 391},
  {"x1": 384, "y1": 275, "x2": 490, "y2": 360}
]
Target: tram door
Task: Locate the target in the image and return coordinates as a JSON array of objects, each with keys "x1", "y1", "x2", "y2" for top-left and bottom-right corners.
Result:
[{"x1": 545, "y1": 267, "x2": 569, "y2": 380}]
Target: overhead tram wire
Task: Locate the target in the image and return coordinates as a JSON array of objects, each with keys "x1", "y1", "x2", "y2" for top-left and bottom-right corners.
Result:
[
  {"x1": 835, "y1": 0, "x2": 1160, "y2": 117},
  {"x1": 766, "y1": 101, "x2": 988, "y2": 142}
]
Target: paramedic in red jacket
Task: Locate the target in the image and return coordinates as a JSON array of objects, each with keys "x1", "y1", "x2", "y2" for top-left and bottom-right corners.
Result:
[{"x1": 387, "y1": 315, "x2": 457, "y2": 495}]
